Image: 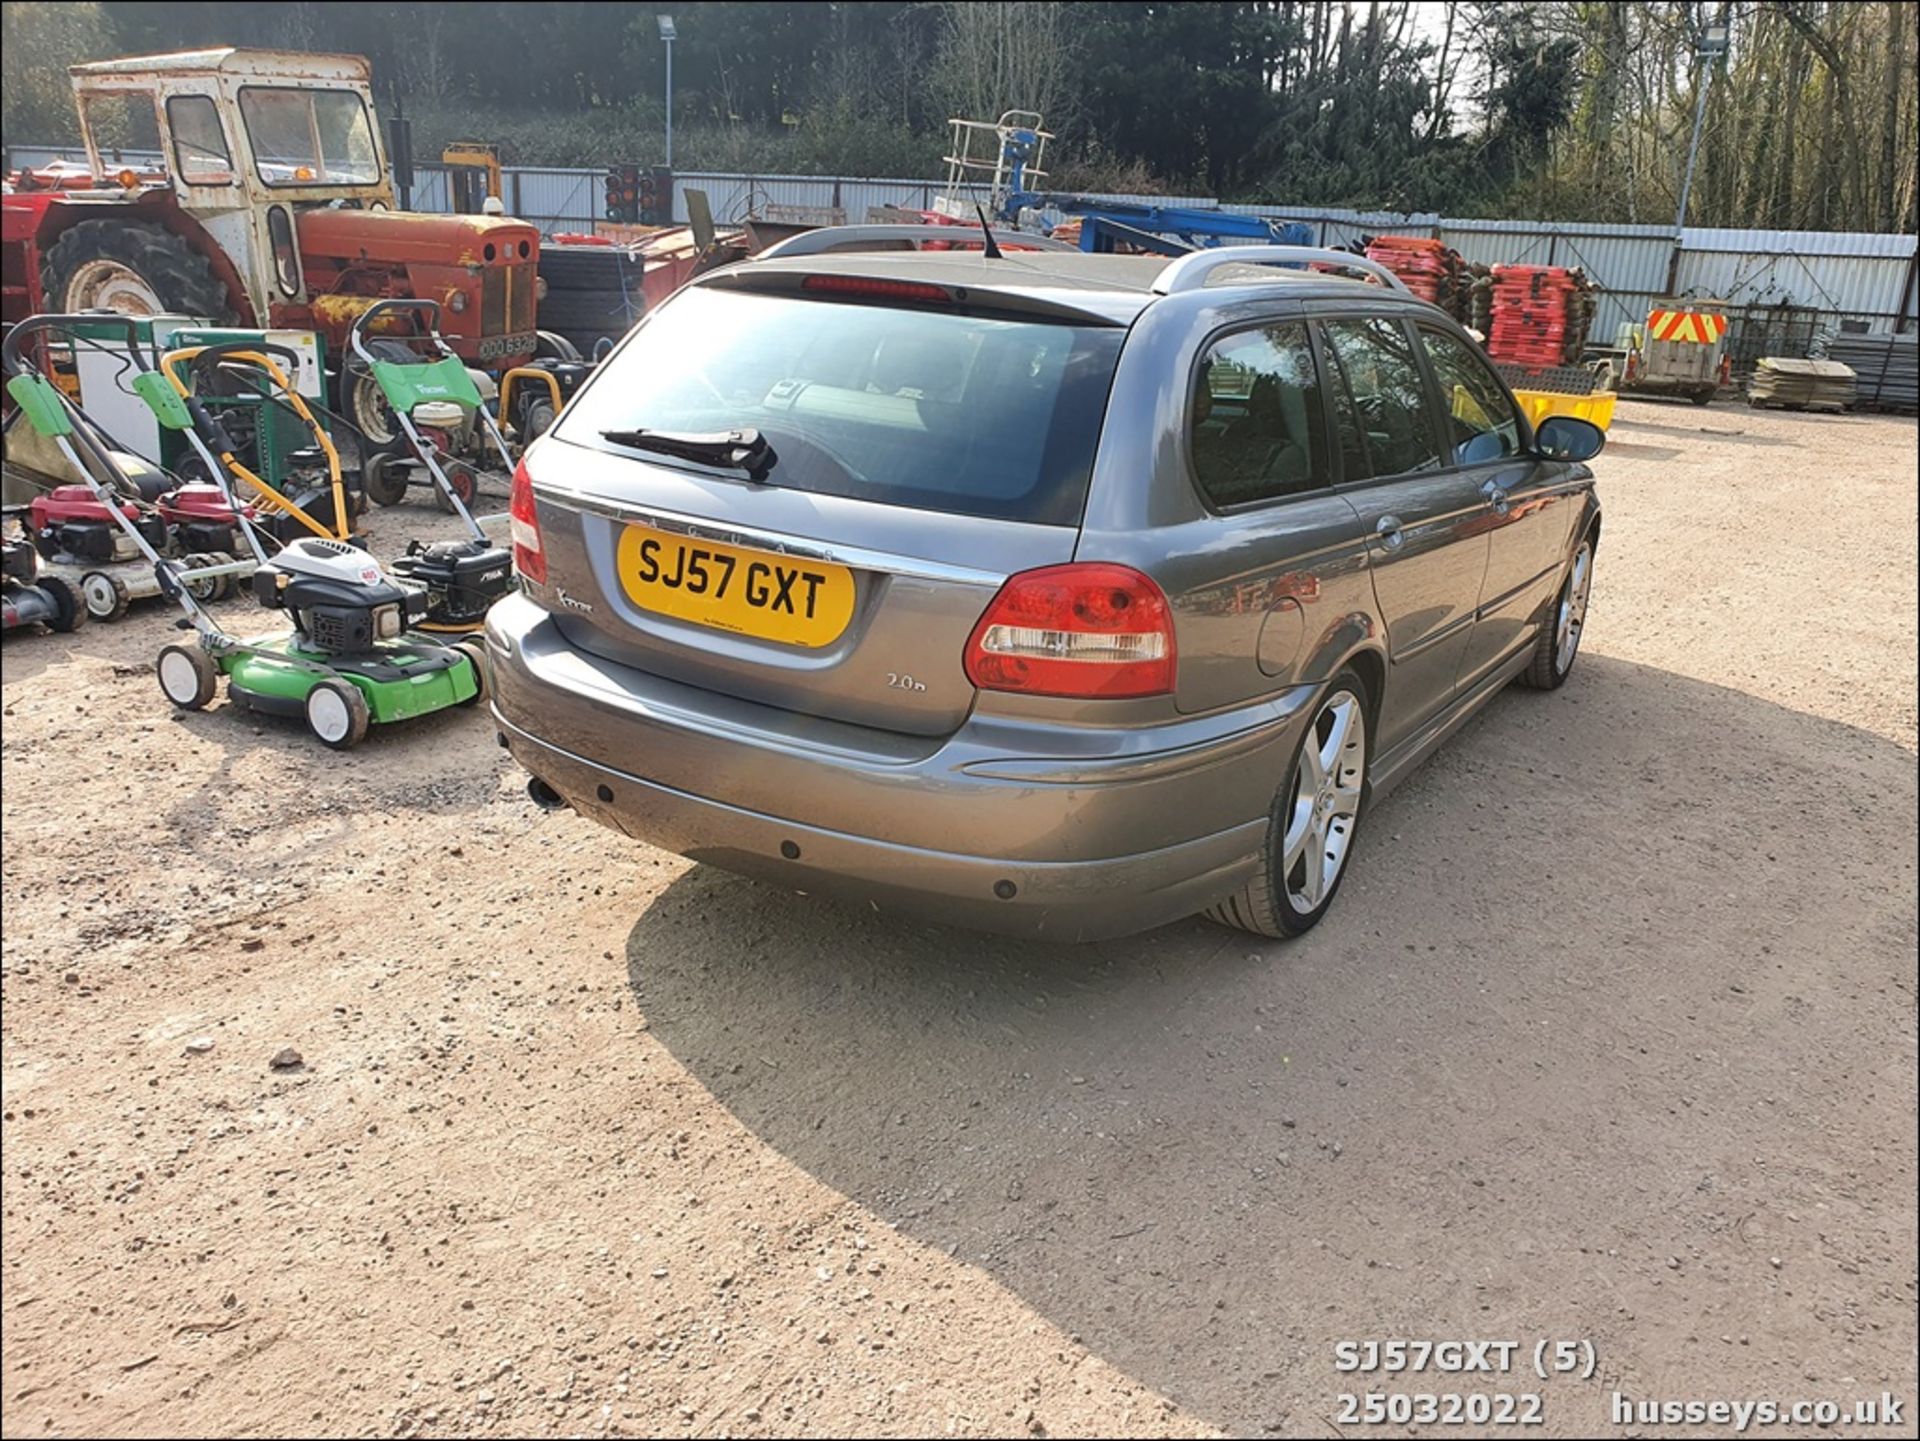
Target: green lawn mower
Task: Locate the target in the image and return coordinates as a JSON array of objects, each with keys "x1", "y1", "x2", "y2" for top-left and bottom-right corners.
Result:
[
  {"x1": 348, "y1": 300, "x2": 515, "y2": 635},
  {"x1": 3, "y1": 315, "x2": 486, "y2": 750}
]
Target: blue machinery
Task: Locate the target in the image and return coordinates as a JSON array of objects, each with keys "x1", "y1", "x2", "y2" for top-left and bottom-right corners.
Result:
[{"x1": 938, "y1": 111, "x2": 1313, "y2": 255}]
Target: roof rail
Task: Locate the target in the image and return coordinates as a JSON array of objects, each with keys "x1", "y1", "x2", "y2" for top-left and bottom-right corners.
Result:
[
  {"x1": 1152, "y1": 246, "x2": 1410, "y2": 296},
  {"x1": 754, "y1": 223, "x2": 1078, "y2": 260}
]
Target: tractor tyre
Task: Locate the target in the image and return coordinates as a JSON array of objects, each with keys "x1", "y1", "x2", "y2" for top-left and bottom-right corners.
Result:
[
  {"x1": 40, "y1": 219, "x2": 238, "y2": 323},
  {"x1": 341, "y1": 339, "x2": 416, "y2": 451}
]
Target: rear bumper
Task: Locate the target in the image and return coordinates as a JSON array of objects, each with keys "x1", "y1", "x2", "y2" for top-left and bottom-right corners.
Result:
[{"x1": 486, "y1": 594, "x2": 1314, "y2": 940}]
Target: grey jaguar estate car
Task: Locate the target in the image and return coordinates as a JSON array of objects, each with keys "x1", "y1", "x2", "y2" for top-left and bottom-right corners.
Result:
[{"x1": 486, "y1": 230, "x2": 1604, "y2": 941}]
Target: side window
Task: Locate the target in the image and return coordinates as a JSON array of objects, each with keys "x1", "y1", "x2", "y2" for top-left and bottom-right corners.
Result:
[
  {"x1": 1419, "y1": 327, "x2": 1522, "y2": 464},
  {"x1": 1316, "y1": 326, "x2": 1373, "y2": 482},
  {"x1": 167, "y1": 95, "x2": 235, "y2": 186},
  {"x1": 1188, "y1": 322, "x2": 1328, "y2": 507},
  {"x1": 1321, "y1": 317, "x2": 1446, "y2": 478}
]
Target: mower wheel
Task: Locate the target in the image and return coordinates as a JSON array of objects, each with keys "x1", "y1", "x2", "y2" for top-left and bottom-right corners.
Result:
[
  {"x1": 305, "y1": 679, "x2": 371, "y2": 750},
  {"x1": 182, "y1": 552, "x2": 232, "y2": 604},
  {"x1": 454, "y1": 638, "x2": 490, "y2": 706},
  {"x1": 362, "y1": 451, "x2": 410, "y2": 507},
  {"x1": 157, "y1": 644, "x2": 219, "y2": 711},
  {"x1": 82, "y1": 571, "x2": 131, "y2": 622},
  {"x1": 436, "y1": 462, "x2": 480, "y2": 514},
  {"x1": 40, "y1": 576, "x2": 85, "y2": 633}
]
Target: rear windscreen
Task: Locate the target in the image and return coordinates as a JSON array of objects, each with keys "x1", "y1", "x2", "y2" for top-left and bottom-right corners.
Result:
[{"x1": 553, "y1": 286, "x2": 1124, "y2": 525}]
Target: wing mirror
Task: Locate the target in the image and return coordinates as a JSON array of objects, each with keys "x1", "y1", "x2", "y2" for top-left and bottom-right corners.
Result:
[{"x1": 1533, "y1": 415, "x2": 1606, "y2": 462}]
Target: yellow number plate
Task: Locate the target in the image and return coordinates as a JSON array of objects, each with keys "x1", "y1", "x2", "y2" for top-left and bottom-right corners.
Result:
[{"x1": 614, "y1": 525, "x2": 856, "y2": 648}]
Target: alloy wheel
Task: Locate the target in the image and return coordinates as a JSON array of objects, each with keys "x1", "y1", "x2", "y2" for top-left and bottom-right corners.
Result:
[{"x1": 1282, "y1": 688, "x2": 1367, "y2": 913}]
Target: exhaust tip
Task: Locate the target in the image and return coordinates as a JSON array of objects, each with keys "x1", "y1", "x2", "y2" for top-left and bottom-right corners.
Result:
[{"x1": 527, "y1": 776, "x2": 569, "y2": 812}]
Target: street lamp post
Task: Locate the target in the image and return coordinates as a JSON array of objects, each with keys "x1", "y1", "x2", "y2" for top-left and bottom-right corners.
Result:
[
  {"x1": 657, "y1": 15, "x2": 677, "y2": 170},
  {"x1": 1674, "y1": 16, "x2": 1731, "y2": 233}
]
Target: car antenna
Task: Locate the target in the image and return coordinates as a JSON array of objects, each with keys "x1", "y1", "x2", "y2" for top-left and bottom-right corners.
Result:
[{"x1": 973, "y1": 203, "x2": 1005, "y2": 260}]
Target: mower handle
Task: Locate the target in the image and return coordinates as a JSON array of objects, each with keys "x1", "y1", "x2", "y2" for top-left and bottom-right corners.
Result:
[
  {"x1": 183, "y1": 340, "x2": 305, "y2": 375},
  {"x1": 348, "y1": 299, "x2": 452, "y2": 367},
  {"x1": 1, "y1": 313, "x2": 152, "y2": 377}
]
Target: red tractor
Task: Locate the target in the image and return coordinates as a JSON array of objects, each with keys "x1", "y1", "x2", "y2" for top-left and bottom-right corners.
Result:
[{"x1": 1, "y1": 47, "x2": 543, "y2": 444}]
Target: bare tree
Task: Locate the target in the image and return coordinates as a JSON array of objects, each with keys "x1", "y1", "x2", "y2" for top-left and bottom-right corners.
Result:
[{"x1": 929, "y1": 2, "x2": 1078, "y2": 125}]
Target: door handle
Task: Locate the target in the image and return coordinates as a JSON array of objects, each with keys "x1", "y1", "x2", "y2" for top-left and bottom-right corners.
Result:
[
  {"x1": 1375, "y1": 514, "x2": 1405, "y2": 551},
  {"x1": 1481, "y1": 480, "x2": 1510, "y2": 513}
]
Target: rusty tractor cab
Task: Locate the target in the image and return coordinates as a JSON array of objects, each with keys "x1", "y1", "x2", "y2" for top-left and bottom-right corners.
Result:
[{"x1": 3, "y1": 48, "x2": 541, "y2": 446}]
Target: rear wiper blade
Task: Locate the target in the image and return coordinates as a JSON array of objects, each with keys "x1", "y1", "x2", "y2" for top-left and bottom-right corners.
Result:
[{"x1": 599, "y1": 427, "x2": 777, "y2": 480}]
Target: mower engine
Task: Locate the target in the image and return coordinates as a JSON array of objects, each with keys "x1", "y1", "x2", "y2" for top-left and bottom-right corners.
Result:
[
  {"x1": 28, "y1": 486, "x2": 170, "y2": 563},
  {"x1": 389, "y1": 536, "x2": 513, "y2": 630},
  {"x1": 156, "y1": 483, "x2": 252, "y2": 555},
  {"x1": 253, "y1": 538, "x2": 427, "y2": 654}
]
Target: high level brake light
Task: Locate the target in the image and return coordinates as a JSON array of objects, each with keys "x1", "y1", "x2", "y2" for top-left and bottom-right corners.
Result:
[
  {"x1": 964, "y1": 563, "x2": 1176, "y2": 699},
  {"x1": 799, "y1": 274, "x2": 953, "y2": 305},
  {"x1": 509, "y1": 458, "x2": 545, "y2": 583}
]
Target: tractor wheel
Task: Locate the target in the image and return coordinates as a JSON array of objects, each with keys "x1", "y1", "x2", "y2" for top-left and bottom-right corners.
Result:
[
  {"x1": 341, "y1": 339, "x2": 415, "y2": 450},
  {"x1": 40, "y1": 219, "x2": 238, "y2": 323},
  {"x1": 361, "y1": 450, "x2": 411, "y2": 507}
]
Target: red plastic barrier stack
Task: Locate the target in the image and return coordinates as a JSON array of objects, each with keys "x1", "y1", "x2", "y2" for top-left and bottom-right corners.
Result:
[
  {"x1": 1364, "y1": 235, "x2": 1469, "y2": 321},
  {"x1": 1486, "y1": 264, "x2": 1579, "y2": 368}
]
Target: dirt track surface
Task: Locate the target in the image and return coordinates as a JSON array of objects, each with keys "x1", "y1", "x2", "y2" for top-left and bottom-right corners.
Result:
[{"x1": 3, "y1": 400, "x2": 1916, "y2": 1438}]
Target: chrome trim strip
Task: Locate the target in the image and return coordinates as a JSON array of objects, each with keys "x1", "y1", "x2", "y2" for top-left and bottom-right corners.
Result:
[{"x1": 532, "y1": 480, "x2": 1010, "y2": 587}]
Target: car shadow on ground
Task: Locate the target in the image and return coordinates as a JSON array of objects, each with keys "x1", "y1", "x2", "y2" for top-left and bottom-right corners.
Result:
[{"x1": 623, "y1": 654, "x2": 1918, "y2": 1434}]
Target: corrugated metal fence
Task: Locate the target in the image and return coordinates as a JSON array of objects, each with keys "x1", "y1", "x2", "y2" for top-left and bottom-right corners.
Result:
[{"x1": 9, "y1": 145, "x2": 1917, "y2": 338}]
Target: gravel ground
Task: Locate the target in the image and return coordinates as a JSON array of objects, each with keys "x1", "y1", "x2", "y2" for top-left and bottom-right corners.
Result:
[{"x1": 3, "y1": 399, "x2": 1916, "y2": 1438}]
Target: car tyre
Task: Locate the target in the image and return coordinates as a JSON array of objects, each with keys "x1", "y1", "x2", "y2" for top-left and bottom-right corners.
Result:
[
  {"x1": 1520, "y1": 534, "x2": 1595, "y2": 690},
  {"x1": 1205, "y1": 668, "x2": 1371, "y2": 939}
]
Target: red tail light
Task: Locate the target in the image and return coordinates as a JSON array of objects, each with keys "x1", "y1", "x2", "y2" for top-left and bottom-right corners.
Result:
[
  {"x1": 964, "y1": 563, "x2": 1176, "y2": 699},
  {"x1": 509, "y1": 458, "x2": 545, "y2": 583}
]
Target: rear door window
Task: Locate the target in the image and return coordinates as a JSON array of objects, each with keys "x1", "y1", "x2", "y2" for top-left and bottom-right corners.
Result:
[
  {"x1": 1418, "y1": 326, "x2": 1522, "y2": 464},
  {"x1": 1188, "y1": 322, "x2": 1328, "y2": 507},
  {"x1": 554, "y1": 286, "x2": 1124, "y2": 525},
  {"x1": 1320, "y1": 317, "x2": 1446, "y2": 478}
]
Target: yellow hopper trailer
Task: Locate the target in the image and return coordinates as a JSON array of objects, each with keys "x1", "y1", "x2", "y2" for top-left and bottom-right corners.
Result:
[{"x1": 1489, "y1": 362, "x2": 1619, "y2": 433}]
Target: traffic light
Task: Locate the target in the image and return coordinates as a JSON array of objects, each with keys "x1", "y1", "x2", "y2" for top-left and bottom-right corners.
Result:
[
  {"x1": 604, "y1": 163, "x2": 640, "y2": 223},
  {"x1": 638, "y1": 166, "x2": 673, "y2": 226}
]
